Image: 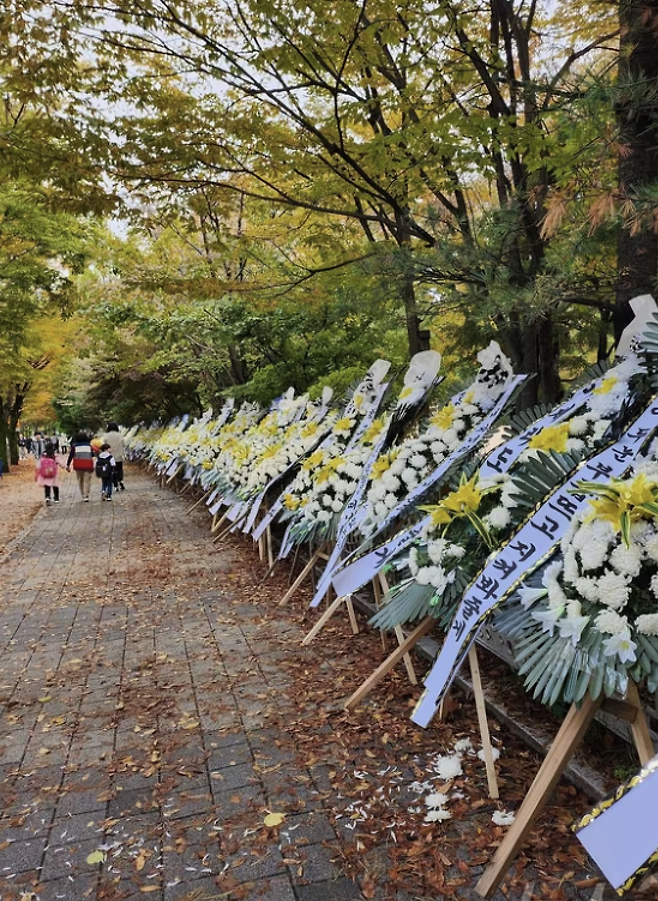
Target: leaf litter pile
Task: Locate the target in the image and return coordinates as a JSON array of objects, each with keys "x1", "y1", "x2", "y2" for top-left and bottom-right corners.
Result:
[{"x1": 0, "y1": 470, "x2": 655, "y2": 901}]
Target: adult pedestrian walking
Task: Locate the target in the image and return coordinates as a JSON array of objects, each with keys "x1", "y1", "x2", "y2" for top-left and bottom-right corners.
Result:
[
  {"x1": 66, "y1": 431, "x2": 95, "y2": 501},
  {"x1": 102, "y1": 421, "x2": 125, "y2": 490}
]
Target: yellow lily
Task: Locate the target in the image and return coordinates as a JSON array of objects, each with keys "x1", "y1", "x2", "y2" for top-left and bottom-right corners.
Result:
[
  {"x1": 527, "y1": 422, "x2": 570, "y2": 454},
  {"x1": 431, "y1": 402, "x2": 456, "y2": 430}
]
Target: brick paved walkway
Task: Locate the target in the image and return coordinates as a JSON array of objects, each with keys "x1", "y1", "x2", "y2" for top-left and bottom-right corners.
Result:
[
  {"x1": 0, "y1": 468, "x2": 416, "y2": 901},
  {"x1": 0, "y1": 467, "x2": 622, "y2": 901}
]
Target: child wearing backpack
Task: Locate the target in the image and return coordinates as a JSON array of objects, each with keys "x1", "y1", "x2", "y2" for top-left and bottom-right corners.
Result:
[
  {"x1": 95, "y1": 443, "x2": 116, "y2": 501},
  {"x1": 35, "y1": 441, "x2": 62, "y2": 506}
]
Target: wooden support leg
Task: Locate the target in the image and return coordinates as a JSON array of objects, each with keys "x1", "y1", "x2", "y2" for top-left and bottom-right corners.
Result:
[
  {"x1": 257, "y1": 532, "x2": 266, "y2": 561},
  {"x1": 468, "y1": 646, "x2": 499, "y2": 800},
  {"x1": 301, "y1": 594, "x2": 345, "y2": 645},
  {"x1": 211, "y1": 509, "x2": 231, "y2": 536},
  {"x1": 344, "y1": 617, "x2": 435, "y2": 710},
  {"x1": 372, "y1": 576, "x2": 389, "y2": 652},
  {"x1": 346, "y1": 597, "x2": 359, "y2": 635},
  {"x1": 266, "y1": 526, "x2": 274, "y2": 569},
  {"x1": 396, "y1": 624, "x2": 418, "y2": 685},
  {"x1": 475, "y1": 693, "x2": 603, "y2": 898},
  {"x1": 279, "y1": 552, "x2": 321, "y2": 607},
  {"x1": 377, "y1": 573, "x2": 417, "y2": 684},
  {"x1": 626, "y1": 680, "x2": 655, "y2": 765},
  {"x1": 186, "y1": 488, "x2": 212, "y2": 515}
]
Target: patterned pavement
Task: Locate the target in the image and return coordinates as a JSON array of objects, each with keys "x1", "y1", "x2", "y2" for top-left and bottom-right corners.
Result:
[{"x1": 0, "y1": 467, "x2": 631, "y2": 900}]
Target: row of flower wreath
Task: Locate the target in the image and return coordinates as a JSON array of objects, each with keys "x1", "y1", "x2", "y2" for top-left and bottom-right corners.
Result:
[{"x1": 366, "y1": 353, "x2": 658, "y2": 708}]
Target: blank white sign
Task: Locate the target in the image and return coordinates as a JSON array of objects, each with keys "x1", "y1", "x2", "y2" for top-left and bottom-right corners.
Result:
[{"x1": 577, "y1": 759, "x2": 658, "y2": 890}]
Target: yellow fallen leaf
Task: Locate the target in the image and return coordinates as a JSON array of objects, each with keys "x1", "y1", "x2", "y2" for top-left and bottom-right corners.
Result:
[
  {"x1": 264, "y1": 812, "x2": 286, "y2": 827},
  {"x1": 140, "y1": 886, "x2": 159, "y2": 893},
  {"x1": 86, "y1": 850, "x2": 106, "y2": 865},
  {"x1": 38, "y1": 696, "x2": 52, "y2": 703},
  {"x1": 135, "y1": 851, "x2": 148, "y2": 871}
]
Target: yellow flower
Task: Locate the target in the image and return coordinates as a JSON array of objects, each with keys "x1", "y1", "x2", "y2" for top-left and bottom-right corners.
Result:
[
  {"x1": 431, "y1": 403, "x2": 455, "y2": 430},
  {"x1": 333, "y1": 416, "x2": 354, "y2": 434},
  {"x1": 593, "y1": 374, "x2": 619, "y2": 395},
  {"x1": 371, "y1": 450, "x2": 398, "y2": 481},
  {"x1": 301, "y1": 422, "x2": 319, "y2": 438},
  {"x1": 302, "y1": 450, "x2": 326, "y2": 471},
  {"x1": 316, "y1": 457, "x2": 345, "y2": 484},
  {"x1": 363, "y1": 419, "x2": 385, "y2": 444},
  {"x1": 527, "y1": 422, "x2": 570, "y2": 453},
  {"x1": 420, "y1": 474, "x2": 485, "y2": 529},
  {"x1": 283, "y1": 493, "x2": 300, "y2": 511},
  {"x1": 586, "y1": 473, "x2": 658, "y2": 535}
]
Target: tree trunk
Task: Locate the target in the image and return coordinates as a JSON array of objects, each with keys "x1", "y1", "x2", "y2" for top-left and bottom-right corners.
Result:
[
  {"x1": 0, "y1": 398, "x2": 9, "y2": 475},
  {"x1": 498, "y1": 311, "x2": 561, "y2": 408},
  {"x1": 614, "y1": 0, "x2": 658, "y2": 343},
  {"x1": 8, "y1": 389, "x2": 25, "y2": 466}
]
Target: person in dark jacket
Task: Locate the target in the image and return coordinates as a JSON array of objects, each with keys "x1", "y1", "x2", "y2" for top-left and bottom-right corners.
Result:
[{"x1": 66, "y1": 431, "x2": 94, "y2": 501}]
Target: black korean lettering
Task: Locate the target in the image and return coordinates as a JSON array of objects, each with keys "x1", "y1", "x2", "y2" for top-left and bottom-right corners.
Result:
[
  {"x1": 474, "y1": 574, "x2": 500, "y2": 600},
  {"x1": 492, "y1": 556, "x2": 518, "y2": 580},
  {"x1": 549, "y1": 494, "x2": 579, "y2": 519},
  {"x1": 584, "y1": 461, "x2": 614, "y2": 480},
  {"x1": 530, "y1": 515, "x2": 560, "y2": 537},
  {"x1": 612, "y1": 445, "x2": 634, "y2": 463},
  {"x1": 627, "y1": 427, "x2": 651, "y2": 443},
  {"x1": 509, "y1": 539, "x2": 537, "y2": 561},
  {"x1": 462, "y1": 595, "x2": 485, "y2": 618},
  {"x1": 374, "y1": 546, "x2": 392, "y2": 565}
]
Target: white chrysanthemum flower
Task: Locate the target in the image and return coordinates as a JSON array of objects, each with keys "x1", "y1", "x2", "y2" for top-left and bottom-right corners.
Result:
[
  {"x1": 609, "y1": 542, "x2": 643, "y2": 577},
  {"x1": 424, "y1": 792, "x2": 449, "y2": 808},
  {"x1": 568, "y1": 416, "x2": 589, "y2": 436},
  {"x1": 595, "y1": 608, "x2": 629, "y2": 635},
  {"x1": 331, "y1": 499, "x2": 343, "y2": 513},
  {"x1": 410, "y1": 453, "x2": 427, "y2": 470},
  {"x1": 484, "y1": 506, "x2": 511, "y2": 530},
  {"x1": 596, "y1": 570, "x2": 631, "y2": 610},
  {"x1": 384, "y1": 493, "x2": 398, "y2": 510},
  {"x1": 369, "y1": 484, "x2": 387, "y2": 502},
  {"x1": 492, "y1": 810, "x2": 515, "y2": 826},
  {"x1": 381, "y1": 474, "x2": 401, "y2": 493},
  {"x1": 427, "y1": 542, "x2": 447, "y2": 566},
  {"x1": 424, "y1": 808, "x2": 452, "y2": 823},
  {"x1": 432, "y1": 755, "x2": 463, "y2": 781},
  {"x1": 644, "y1": 532, "x2": 658, "y2": 564},
  {"x1": 443, "y1": 428, "x2": 458, "y2": 446},
  {"x1": 636, "y1": 613, "x2": 658, "y2": 636},
  {"x1": 454, "y1": 738, "x2": 472, "y2": 754},
  {"x1": 651, "y1": 573, "x2": 658, "y2": 599},
  {"x1": 408, "y1": 547, "x2": 420, "y2": 576},
  {"x1": 592, "y1": 418, "x2": 612, "y2": 440},
  {"x1": 477, "y1": 747, "x2": 500, "y2": 762}
]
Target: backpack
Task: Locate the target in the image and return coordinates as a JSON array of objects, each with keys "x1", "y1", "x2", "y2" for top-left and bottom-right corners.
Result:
[
  {"x1": 39, "y1": 456, "x2": 58, "y2": 479},
  {"x1": 95, "y1": 455, "x2": 113, "y2": 478}
]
